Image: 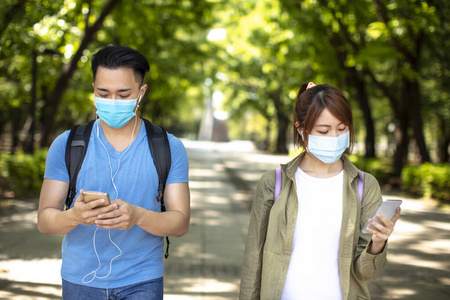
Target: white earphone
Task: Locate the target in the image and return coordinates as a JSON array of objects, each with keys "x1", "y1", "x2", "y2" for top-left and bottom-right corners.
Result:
[{"x1": 83, "y1": 111, "x2": 139, "y2": 284}]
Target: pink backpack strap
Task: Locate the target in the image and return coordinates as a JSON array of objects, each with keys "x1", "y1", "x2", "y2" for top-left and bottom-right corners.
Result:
[
  {"x1": 358, "y1": 171, "x2": 364, "y2": 203},
  {"x1": 274, "y1": 167, "x2": 282, "y2": 202}
]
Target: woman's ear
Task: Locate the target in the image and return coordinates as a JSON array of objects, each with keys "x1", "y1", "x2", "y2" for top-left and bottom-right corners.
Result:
[{"x1": 295, "y1": 122, "x2": 303, "y2": 138}]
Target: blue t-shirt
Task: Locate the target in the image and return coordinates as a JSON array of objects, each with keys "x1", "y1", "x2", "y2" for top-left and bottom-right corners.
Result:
[{"x1": 44, "y1": 119, "x2": 189, "y2": 288}]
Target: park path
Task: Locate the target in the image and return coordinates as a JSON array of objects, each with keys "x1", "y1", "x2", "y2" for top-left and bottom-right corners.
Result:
[{"x1": 1, "y1": 140, "x2": 449, "y2": 299}]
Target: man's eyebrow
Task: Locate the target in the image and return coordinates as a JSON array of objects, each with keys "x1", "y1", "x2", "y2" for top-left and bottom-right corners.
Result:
[
  {"x1": 97, "y1": 87, "x2": 109, "y2": 92},
  {"x1": 96, "y1": 87, "x2": 132, "y2": 92}
]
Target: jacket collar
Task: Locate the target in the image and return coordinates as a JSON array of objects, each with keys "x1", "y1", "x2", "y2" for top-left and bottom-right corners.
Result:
[{"x1": 281, "y1": 152, "x2": 363, "y2": 182}]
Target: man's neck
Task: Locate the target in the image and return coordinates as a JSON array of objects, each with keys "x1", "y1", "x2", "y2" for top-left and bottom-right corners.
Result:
[{"x1": 100, "y1": 117, "x2": 142, "y2": 151}]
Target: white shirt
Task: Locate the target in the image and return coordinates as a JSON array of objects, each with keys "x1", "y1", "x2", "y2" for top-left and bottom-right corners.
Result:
[{"x1": 281, "y1": 167, "x2": 344, "y2": 300}]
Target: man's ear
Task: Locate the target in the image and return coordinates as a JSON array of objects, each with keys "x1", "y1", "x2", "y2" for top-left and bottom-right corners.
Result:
[
  {"x1": 141, "y1": 83, "x2": 148, "y2": 98},
  {"x1": 137, "y1": 84, "x2": 148, "y2": 104}
]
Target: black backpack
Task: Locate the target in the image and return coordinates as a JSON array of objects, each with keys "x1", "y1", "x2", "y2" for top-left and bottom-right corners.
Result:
[{"x1": 64, "y1": 118, "x2": 172, "y2": 258}]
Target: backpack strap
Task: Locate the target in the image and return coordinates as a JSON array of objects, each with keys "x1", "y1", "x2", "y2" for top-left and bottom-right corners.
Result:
[
  {"x1": 143, "y1": 119, "x2": 172, "y2": 208},
  {"x1": 64, "y1": 120, "x2": 95, "y2": 210},
  {"x1": 274, "y1": 167, "x2": 282, "y2": 202},
  {"x1": 358, "y1": 171, "x2": 365, "y2": 203},
  {"x1": 143, "y1": 118, "x2": 172, "y2": 258}
]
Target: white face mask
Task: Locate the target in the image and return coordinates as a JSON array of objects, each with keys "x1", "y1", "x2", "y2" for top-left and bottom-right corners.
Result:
[{"x1": 307, "y1": 131, "x2": 350, "y2": 164}]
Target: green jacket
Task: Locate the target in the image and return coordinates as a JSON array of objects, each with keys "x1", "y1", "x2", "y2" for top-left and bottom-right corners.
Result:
[{"x1": 240, "y1": 154, "x2": 388, "y2": 300}]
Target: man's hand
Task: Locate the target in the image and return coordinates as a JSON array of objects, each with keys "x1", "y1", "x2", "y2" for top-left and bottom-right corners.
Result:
[
  {"x1": 71, "y1": 191, "x2": 118, "y2": 226},
  {"x1": 94, "y1": 199, "x2": 137, "y2": 230},
  {"x1": 93, "y1": 182, "x2": 190, "y2": 236}
]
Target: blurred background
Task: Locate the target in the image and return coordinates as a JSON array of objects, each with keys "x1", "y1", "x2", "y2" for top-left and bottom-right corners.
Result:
[
  {"x1": 0, "y1": 0, "x2": 449, "y2": 202},
  {"x1": 0, "y1": 1, "x2": 449, "y2": 299}
]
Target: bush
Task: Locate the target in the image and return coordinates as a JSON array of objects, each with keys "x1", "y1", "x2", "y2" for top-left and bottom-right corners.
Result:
[
  {"x1": 402, "y1": 163, "x2": 450, "y2": 201},
  {"x1": 347, "y1": 154, "x2": 392, "y2": 183},
  {"x1": 0, "y1": 149, "x2": 48, "y2": 198}
]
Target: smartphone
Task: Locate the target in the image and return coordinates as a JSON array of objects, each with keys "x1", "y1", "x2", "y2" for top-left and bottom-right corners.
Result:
[
  {"x1": 361, "y1": 199, "x2": 402, "y2": 234},
  {"x1": 82, "y1": 190, "x2": 111, "y2": 207}
]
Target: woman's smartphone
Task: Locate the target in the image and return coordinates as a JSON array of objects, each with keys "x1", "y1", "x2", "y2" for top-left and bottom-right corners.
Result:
[
  {"x1": 82, "y1": 190, "x2": 111, "y2": 207},
  {"x1": 361, "y1": 199, "x2": 402, "y2": 234}
]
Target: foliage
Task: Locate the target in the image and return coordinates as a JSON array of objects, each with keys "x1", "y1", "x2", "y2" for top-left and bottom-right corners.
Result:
[
  {"x1": 0, "y1": 0, "x2": 448, "y2": 178},
  {"x1": 402, "y1": 163, "x2": 450, "y2": 202},
  {"x1": 278, "y1": 0, "x2": 450, "y2": 167},
  {"x1": 0, "y1": 0, "x2": 215, "y2": 148},
  {"x1": 347, "y1": 154, "x2": 392, "y2": 183},
  {"x1": 0, "y1": 149, "x2": 47, "y2": 197},
  {"x1": 209, "y1": 0, "x2": 313, "y2": 152}
]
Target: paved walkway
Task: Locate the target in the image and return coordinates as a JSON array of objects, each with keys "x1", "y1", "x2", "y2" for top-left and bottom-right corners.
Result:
[{"x1": 0, "y1": 140, "x2": 449, "y2": 299}]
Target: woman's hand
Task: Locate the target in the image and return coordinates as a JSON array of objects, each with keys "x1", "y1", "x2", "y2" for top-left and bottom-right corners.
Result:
[{"x1": 367, "y1": 207, "x2": 401, "y2": 255}]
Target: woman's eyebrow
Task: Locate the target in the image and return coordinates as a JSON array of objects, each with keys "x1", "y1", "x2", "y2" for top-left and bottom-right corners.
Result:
[{"x1": 315, "y1": 123, "x2": 345, "y2": 127}]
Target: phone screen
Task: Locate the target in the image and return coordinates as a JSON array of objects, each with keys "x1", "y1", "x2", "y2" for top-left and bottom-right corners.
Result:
[{"x1": 361, "y1": 200, "x2": 402, "y2": 234}]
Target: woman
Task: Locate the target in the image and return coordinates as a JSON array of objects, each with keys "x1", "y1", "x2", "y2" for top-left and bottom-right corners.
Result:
[{"x1": 240, "y1": 82, "x2": 400, "y2": 300}]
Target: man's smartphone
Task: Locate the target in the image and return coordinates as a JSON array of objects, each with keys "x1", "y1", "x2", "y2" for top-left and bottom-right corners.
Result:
[
  {"x1": 361, "y1": 199, "x2": 402, "y2": 234},
  {"x1": 82, "y1": 190, "x2": 111, "y2": 207}
]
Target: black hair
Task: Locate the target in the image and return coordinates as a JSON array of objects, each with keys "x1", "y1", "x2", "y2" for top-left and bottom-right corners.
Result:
[{"x1": 91, "y1": 46, "x2": 150, "y2": 85}]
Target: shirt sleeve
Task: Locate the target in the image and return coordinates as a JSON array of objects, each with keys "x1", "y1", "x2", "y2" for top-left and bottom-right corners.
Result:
[
  {"x1": 240, "y1": 170, "x2": 275, "y2": 300},
  {"x1": 354, "y1": 172, "x2": 388, "y2": 281},
  {"x1": 166, "y1": 134, "x2": 189, "y2": 184},
  {"x1": 44, "y1": 131, "x2": 70, "y2": 183}
]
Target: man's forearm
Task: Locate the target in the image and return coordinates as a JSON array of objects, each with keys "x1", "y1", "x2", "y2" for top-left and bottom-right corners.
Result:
[
  {"x1": 38, "y1": 208, "x2": 79, "y2": 235},
  {"x1": 135, "y1": 207, "x2": 189, "y2": 237}
]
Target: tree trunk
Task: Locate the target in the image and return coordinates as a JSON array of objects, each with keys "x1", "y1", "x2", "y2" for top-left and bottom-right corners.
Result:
[
  {"x1": 347, "y1": 68, "x2": 376, "y2": 158},
  {"x1": 270, "y1": 91, "x2": 289, "y2": 154},
  {"x1": 437, "y1": 114, "x2": 450, "y2": 163},
  {"x1": 327, "y1": 34, "x2": 376, "y2": 158},
  {"x1": 264, "y1": 123, "x2": 271, "y2": 151},
  {"x1": 0, "y1": 0, "x2": 28, "y2": 39},
  {"x1": 9, "y1": 108, "x2": 24, "y2": 154},
  {"x1": 40, "y1": 0, "x2": 122, "y2": 146},
  {"x1": 438, "y1": 136, "x2": 450, "y2": 163},
  {"x1": 404, "y1": 79, "x2": 430, "y2": 162},
  {"x1": 392, "y1": 109, "x2": 409, "y2": 178},
  {"x1": 276, "y1": 113, "x2": 289, "y2": 154},
  {"x1": 358, "y1": 83, "x2": 376, "y2": 158}
]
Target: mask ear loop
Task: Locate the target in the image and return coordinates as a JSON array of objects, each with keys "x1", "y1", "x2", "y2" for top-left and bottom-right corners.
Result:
[
  {"x1": 295, "y1": 121, "x2": 306, "y2": 146},
  {"x1": 135, "y1": 88, "x2": 142, "y2": 113}
]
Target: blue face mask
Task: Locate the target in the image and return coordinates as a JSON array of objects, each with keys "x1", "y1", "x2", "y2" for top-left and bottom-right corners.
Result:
[
  {"x1": 307, "y1": 131, "x2": 350, "y2": 164},
  {"x1": 95, "y1": 94, "x2": 140, "y2": 129}
]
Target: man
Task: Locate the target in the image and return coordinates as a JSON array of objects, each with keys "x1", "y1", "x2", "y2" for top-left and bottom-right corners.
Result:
[{"x1": 38, "y1": 45, "x2": 190, "y2": 299}]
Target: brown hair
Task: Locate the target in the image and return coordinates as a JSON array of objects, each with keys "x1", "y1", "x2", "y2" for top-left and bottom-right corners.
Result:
[{"x1": 293, "y1": 83, "x2": 354, "y2": 151}]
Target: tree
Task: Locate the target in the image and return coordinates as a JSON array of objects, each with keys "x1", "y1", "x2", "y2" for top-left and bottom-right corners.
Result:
[
  {"x1": 0, "y1": 0, "x2": 63, "y2": 152},
  {"x1": 40, "y1": 0, "x2": 122, "y2": 146},
  {"x1": 280, "y1": 0, "x2": 446, "y2": 176},
  {"x1": 210, "y1": 0, "x2": 311, "y2": 153},
  {"x1": 1, "y1": 0, "x2": 215, "y2": 151}
]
